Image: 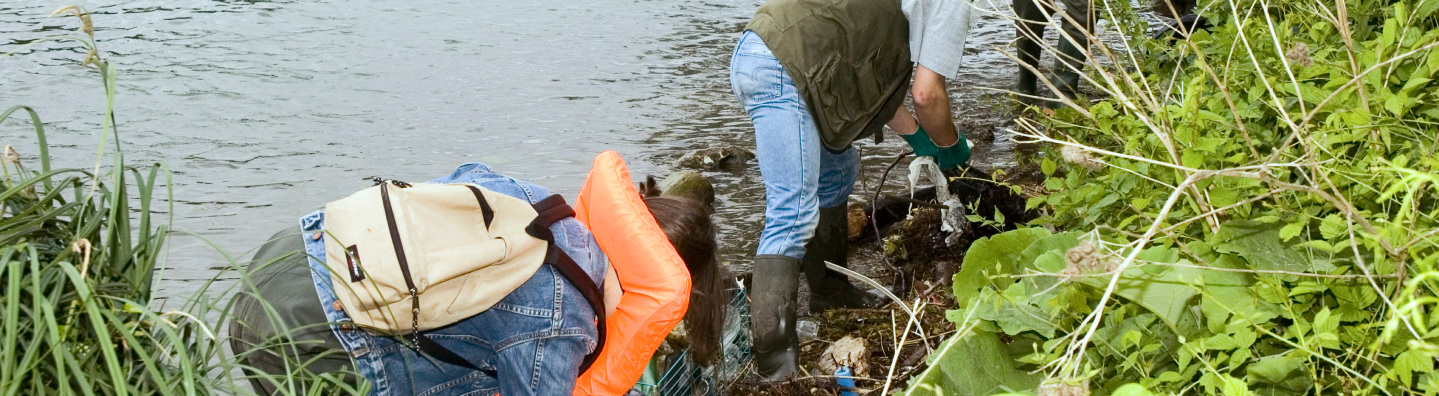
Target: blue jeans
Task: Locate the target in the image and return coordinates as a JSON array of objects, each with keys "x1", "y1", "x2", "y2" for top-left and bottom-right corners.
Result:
[
  {"x1": 301, "y1": 163, "x2": 605, "y2": 396},
  {"x1": 729, "y1": 31, "x2": 860, "y2": 259}
]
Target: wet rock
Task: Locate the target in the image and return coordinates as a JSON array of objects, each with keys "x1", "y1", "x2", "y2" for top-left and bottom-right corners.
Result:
[
  {"x1": 817, "y1": 336, "x2": 869, "y2": 377},
  {"x1": 847, "y1": 205, "x2": 868, "y2": 242},
  {"x1": 658, "y1": 170, "x2": 715, "y2": 212},
  {"x1": 673, "y1": 146, "x2": 755, "y2": 170}
]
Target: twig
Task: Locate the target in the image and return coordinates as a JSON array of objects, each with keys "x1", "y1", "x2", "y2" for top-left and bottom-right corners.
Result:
[
  {"x1": 881, "y1": 298, "x2": 926, "y2": 396},
  {"x1": 882, "y1": 194, "x2": 949, "y2": 210},
  {"x1": 1012, "y1": 260, "x2": 1400, "y2": 280},
  {"x1": 871, "y1": 150, "x2": 912, "y2": 273},
  {"x1": 1399, "y1": 228, "x2": 1439, "y2": 252},
  {"x1": 825, "y1": 262, "x2": 918, "y2": 321},
  {"x1": 1159, "y1": 190, "x2": 1280, "y2": 234},
  {"x1": 791, "y1": 374, "x2": 883, "y2": 382}
]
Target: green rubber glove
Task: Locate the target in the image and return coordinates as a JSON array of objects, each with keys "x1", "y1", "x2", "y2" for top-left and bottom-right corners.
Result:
[
  {"x1": 899, "y1": 126, "x2": 940, "y2": 158},
  {"x1": 899, "y1": 127, "x2": 971, "y2": 168},
  {"x1": 936, "y1": 133, "x2": 971, "y2": 169}
]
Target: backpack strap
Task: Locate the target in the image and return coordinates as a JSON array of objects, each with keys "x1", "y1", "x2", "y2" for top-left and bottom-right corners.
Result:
[
  {"x1": 375, "y1": 179, "x2": 486, "y2": 371},
  {"x1": 526, "y1": 194, "x2": 608, "y2": 374}
]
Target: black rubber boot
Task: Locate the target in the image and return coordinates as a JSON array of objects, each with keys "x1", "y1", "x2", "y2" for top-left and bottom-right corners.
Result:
[
  {"x1": 751, "y1": 254, "x2": 801, "y2": 382},
  {"x1": 1050, "y1": 0, "x2": 1093, "y2": 102},
  {"x1": 804, "y1": 205, "x2": 888, "y2": 312},
  {"x1": 1048, "y1": 71, "x2": 1083, "y2": 103}
]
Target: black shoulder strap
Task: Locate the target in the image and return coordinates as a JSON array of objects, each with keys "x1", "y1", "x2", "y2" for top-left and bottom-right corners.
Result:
[
  {"x1": 526, "y1": 194, "x2": 608, "y2": 374},
  {"x1": 375, "y1": 179, "x2": 485, "y2": 371}
]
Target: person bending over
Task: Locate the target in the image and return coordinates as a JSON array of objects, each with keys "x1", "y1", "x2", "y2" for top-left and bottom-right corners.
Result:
[
  {"x1": 731, "y1": 0, "x2": 976, "y2": 382},
  {"x1": 229, "y1": 152, "x2": 726, "y2": 396}
]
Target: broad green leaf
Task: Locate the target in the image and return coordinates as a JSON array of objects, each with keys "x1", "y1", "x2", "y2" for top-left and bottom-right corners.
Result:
[
  {"x1": 1247, "y1": 355, "x2": 1303, "y2": 384},
  {"x1": 1077, "y1": 254, "x2": 1202, "y2": 331},
  {"x1": 1200, "y1": 255, "x2": 1263, "y2": 332},
  {"x1": 1018, "y1": 232, "x2": 1081, "y2": 266},
  {"x1": 1392, "y1": 349, "x2": 1432, "y2": 385},
  {"x1": 1216, "y1": 221, "x2": 1314, "y2": 280},
  {"x1": 1205, "y1": 333, "x2": 1239, "y2": 349},
  {"x1": 974, "y1": 283, "x2": 1058, "y2": 337},
  {"x1": 953, "y1": 228, "x2": 1051, "y2": 306},
  {"x1": 1288, "y1": 282, "x2": 1328, "y2": 296},
  {"x1": 903, "y1": 330, "x2": 1042, "y2": 396}
]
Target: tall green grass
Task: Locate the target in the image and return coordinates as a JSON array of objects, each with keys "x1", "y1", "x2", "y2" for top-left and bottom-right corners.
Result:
[{"x1": 3, "y1": 7, "x2": 367, "y2": 395}]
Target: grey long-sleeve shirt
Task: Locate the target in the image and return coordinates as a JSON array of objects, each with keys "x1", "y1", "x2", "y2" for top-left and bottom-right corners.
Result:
[{"x1": 903, "y1": 0, "x2": 979, "y2": 79}]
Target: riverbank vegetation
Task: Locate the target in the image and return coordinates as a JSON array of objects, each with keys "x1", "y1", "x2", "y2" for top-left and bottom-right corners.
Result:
[
  {"x1": 903, "y1": 0, "x2": 1439, "y2": 393},
  {"x1": 1, "y1": 8, "x2": 366, "y2": 395}
]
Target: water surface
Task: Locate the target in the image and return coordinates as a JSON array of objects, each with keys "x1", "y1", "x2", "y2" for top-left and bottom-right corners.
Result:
[{"x1": 2, "y1": 0, "x2": 1038, "y2": 300}]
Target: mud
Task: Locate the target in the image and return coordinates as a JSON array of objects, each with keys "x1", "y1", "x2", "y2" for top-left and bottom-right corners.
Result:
[{"x1": 729, "y1": 158, "x2": 1042, "y2": 395}]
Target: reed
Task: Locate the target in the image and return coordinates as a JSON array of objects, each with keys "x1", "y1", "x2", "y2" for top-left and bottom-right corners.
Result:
[{"x1": 2, "y1": 7, "x2": 366, "y2": 395}]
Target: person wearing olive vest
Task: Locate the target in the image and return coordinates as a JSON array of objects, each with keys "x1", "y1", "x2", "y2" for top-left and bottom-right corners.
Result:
[{"x1": 730, "y1": 0, "x2": 976, "y2": 381}]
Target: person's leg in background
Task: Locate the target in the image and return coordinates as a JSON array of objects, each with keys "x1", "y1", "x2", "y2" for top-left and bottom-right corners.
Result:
[
  {"x1": 730, "y1": 30, "x2": 817, "y2": 382},
  {"x1": 1013, "y1": 0, "x2": 1054, "y2": 100},
  {"x1": 1052, "y1": 0, "x2": 1094, "y2": 96}
]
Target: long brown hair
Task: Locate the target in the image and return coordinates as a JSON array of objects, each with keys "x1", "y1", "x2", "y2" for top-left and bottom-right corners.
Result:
[{"x1": 640, "y1": 177, "x2": 727, "y2": 365}]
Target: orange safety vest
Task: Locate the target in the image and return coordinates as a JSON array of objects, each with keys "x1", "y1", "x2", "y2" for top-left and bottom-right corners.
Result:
[{"x1": 572, "y1": 151, "x2": 692, "y2": 396}]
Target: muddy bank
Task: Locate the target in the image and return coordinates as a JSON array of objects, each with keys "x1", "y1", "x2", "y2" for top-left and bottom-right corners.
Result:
[{"x1": 727, "y1": 137, "x2": 1045, "y2": 394}]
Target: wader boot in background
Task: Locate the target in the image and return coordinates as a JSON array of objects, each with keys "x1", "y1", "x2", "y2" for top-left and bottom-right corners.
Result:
[
  {"x1": 750, "y1": 254, "x2": 801, "y2": 382},
  {"x1": 1014, "y1": 0, "x2": 1094, "y2": 104},
  {"x1": 804, "y1": 205, "x2": 888, "y2": 312},
  {"x1": 229, "y1": 228, "x2": 356, "y2": 395}
]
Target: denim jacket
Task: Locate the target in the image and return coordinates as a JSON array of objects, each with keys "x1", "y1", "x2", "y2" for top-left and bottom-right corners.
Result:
[{"x1": 301, "y1": 163, "x2": 607, "y2": 396}]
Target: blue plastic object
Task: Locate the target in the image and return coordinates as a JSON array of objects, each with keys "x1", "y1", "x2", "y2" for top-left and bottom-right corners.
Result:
[{"x1": 835, "y1": 366, "x2": 858, "y2": 396}]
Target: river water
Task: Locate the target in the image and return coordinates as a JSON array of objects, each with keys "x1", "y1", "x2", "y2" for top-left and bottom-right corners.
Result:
[{"x1": 2, "y1": 0, "x2": 1040, "y2": 300}]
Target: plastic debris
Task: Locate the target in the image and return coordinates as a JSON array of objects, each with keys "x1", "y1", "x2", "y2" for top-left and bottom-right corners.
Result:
[
  {"x1": 797, "y1": 319, "x2": 818, "y2": 342},
  {"x1": 907, "y1": 156, "x2": 971, "y2": 247},
  {"x1": 835, "y1": 366, "x2": 859, "y2": 396}
]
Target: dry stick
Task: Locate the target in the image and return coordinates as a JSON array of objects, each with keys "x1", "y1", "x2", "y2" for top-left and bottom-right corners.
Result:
[
  {"x1": 1175, "y1": 19, "x2": 1261, "y2": 158},
  {"x1": 871, "y1": 150, "x2": 912, "y2": 274},
  {"x1": 995, "y1": 50, "x2": 1091, "y2": 116},
  {"x1": 1259, "y1": 0, "x2": 1310, "y2": 119},
  {"x1": 1270, "y1": 40, "x2": 1439, "y2": 169},
  {"x1": 1226, "y1": 0, "x2": 1302, "y2": 136},
  {"x1": 1057, "y1": 171, "x2": 1201, "y2": 378},
  {"x1": 1012, "y1": 260, "x2": 1399, "y2": 280},
  {"x1": 1326, "y1": 0, "x2": 1374, "y2": 131},
  {"x1": 1343, "y1": 213, "x2": 1423, "y2": 341},
  {"x1": 1159, "y1": 189, "x2": 1280, "y2": 234},
  {"x1": 880, "y1": 299, "x2": 926, "y2": 396},
  {"x1": 1399, "y1": 228, "x2": 1439, "y2": 252}
]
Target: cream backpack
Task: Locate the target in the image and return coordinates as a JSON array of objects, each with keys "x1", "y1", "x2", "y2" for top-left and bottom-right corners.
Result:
[{"x1": 321, "y1": 178, "x2": 606, "y2": 371}]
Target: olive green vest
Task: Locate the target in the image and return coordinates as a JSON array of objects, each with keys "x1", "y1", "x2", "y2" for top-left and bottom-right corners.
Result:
[{"x1": 746, "y1": 0, "x2": 913, "y2": 151}]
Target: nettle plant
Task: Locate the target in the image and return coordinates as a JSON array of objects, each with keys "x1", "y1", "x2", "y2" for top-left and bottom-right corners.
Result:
[{"x1": 907, "y1": 0, "x2": 1439, "y2": 394}]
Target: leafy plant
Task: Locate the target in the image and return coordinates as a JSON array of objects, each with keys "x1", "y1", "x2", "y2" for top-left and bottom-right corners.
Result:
[{"x1": 905, "y1": 0, "x2": 1439, "y2": 393}]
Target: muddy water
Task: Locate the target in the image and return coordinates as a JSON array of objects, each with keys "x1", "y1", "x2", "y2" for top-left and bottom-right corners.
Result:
[{"x1": 2, "y1": 0, "x2": 1034, "y2": 300}]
